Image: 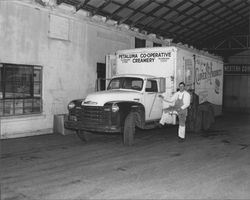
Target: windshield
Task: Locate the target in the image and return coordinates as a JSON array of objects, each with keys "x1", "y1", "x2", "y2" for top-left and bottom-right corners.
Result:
[{"x1": 107, "y1": 77, "x2": 143, "y2": 91}]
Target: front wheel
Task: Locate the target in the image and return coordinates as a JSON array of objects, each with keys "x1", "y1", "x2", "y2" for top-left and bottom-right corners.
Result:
[
  {"x1": 123, "y1": 112, "x2": 135, "y2": 146},
  {"x1": 76, "y1": 130, "x2": 89, "y2": 142}
]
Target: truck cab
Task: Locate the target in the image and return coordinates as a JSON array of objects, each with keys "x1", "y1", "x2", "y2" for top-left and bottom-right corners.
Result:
[{"x1": 64, "y1": 74, "x2": 166, "y2": 145}]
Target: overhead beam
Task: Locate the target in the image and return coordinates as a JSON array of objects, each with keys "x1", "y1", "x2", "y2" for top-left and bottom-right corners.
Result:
[
  {"x1": 153, "y1": 0, "x2": 237, "y2": 44},
  {"x1": 165, "y1": 0, "x2": 215, "y2": 33},
  {"x1": 106, "y1": 0, "x2": 135, "y2": 21},
  {"x1": 118, "y1": 0, "x2": 154, "y2": 25},
  {"x1": 191, "y1": 0, "x2": 247, "y2": 33},
  {"x1": 56, "y1": 0, "x2": 63, "y2": 5},
  {"x1": 140, "y1": 0, "x2": 188, "y2": 30},
  {"x1": 91, "y1": 0, "x2": 112, "y2": 16},
  {"x1": 68, "y1": 0, "x2": 249, "y2": 51},
  {"x1": 75, "y1": 0, "x2": 91, "y2": 12},
  {"x1": 204, "y1": 35, "x2": 250, "y2": 51},
  {"x1": 192, "y1": 9, "x2": 250, "y2": 46},
  {"x1": 199, "y1": 20, "x2": 249, "y2": 47},
  {"x1": 130, "y1": 0, "x2": 172, "y2": 28},
  {"x1": 144, "y1": 1, "x2": 220, "y2": 44},
  {"x1": 179, "y1": 3, "x2": 249, "y2": 44},
  {"x1": 139, "y1": 1, "x2": 223, "y2": 45},
  {"x1": 106, "y1": 0, "x2": 187, "y2": 41},
  {"x1": 218, "y1": 0, "x2": 247, "y2": 22}
]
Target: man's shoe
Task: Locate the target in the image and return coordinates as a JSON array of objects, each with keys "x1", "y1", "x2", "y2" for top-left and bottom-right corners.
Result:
[{"x1": 178, "y1": 137, "x2": 185, "y2": 143}]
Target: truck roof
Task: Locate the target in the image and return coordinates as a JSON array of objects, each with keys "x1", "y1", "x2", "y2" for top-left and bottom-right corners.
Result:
[{"x1": 112, "y1": 74, "x2": 157, "y2": 79}]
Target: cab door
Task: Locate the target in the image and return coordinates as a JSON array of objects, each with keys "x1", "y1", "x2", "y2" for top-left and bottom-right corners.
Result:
[{"x1": 144, "y1": 79, "x2": 162, "y2": 121}]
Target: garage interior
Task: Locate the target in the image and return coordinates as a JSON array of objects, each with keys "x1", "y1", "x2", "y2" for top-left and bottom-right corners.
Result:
[{"x1": 1, "y1": 0, "x2": 250, "y2": 199}]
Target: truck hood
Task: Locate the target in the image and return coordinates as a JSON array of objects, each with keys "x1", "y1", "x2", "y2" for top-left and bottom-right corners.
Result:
[{"x1": 83, "y1": 90, "x2": 142, "y2": 106}]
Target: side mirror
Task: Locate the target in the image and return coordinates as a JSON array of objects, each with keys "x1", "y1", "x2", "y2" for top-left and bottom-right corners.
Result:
[{"x1": 159, "y1": 77, "x2": 166, "y2": 93}]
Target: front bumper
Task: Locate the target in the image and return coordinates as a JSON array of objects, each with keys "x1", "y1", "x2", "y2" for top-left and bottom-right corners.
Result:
[{"x1": 64, "y1": 115, "x2": 121, "y2": 133}]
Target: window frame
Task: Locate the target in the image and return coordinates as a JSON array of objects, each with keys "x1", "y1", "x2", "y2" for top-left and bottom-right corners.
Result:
[
  {"x1": 0, "y1": 63, "x2": 43, "y2": 117},
  {"x1": 107, "y1": 77, "x2": 143, "y2": 91},
  {"x1": 145, "y1": 79, "x2": 158, "y2": 93},
  {"x1": 135, "y1": 37, "x2": 146, "y2": 48}
]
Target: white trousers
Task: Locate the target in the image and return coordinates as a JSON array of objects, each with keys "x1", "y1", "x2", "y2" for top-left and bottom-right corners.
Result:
[{"x1": 178, "y1": 125, "x2": 185, "y2": 139}]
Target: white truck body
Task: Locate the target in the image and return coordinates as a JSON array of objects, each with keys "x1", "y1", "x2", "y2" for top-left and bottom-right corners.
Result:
[{"x1": 106, "y1": 46, "x2": 224, "y2": 117}]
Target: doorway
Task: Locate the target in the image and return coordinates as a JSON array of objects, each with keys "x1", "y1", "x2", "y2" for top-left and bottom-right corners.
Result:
[{"x1": 97, "y1": 63, "x2": 106, "y2": 91}]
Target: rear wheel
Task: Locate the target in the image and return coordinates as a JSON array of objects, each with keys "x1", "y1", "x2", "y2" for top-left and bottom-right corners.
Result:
[
  {"x1": 123, "y1": 112, "x2": 135, "y2": 146},
  {"x1": 76, "y1": 130, "x2": 89, "y2": 142}
]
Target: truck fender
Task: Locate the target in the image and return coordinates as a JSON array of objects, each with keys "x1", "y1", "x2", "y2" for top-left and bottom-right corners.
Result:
[{"x1": 116, "y1": 101, "x2": 145, "y2": 129}]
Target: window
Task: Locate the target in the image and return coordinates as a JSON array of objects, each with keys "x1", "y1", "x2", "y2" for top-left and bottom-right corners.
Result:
[
  {"x1": 123, "y1": 78, "x2": 143, "y2": 90},
  {"x1": 108, "y1": 77, "x2": 143, "y2": 91},
  {"x1": 135, "y1": 37, "x2": 146, "y2": 48},
  {"x1": 0, "y1": 63, "x2": 42, "y2": 116},
  {"x1": 146, "y1": 80, "x2": 158, "y2": 92},
  {"x1": 153, "y1": 42, "x2": 162, "y2": 47},
  {"x1": 108, "y1": 79, "x2": 120, "y2": 89},
  {"x1": 96, "y1": 63, "x2": 106, "y2": 91}
]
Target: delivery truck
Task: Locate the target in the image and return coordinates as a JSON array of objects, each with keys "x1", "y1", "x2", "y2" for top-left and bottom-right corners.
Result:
[{"x1": 64, "y1": 46, "x2": 223, "y2": 145}]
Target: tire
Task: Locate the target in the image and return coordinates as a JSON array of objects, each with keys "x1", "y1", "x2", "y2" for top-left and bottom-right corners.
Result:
[
  {"x1": 76, "y1": 130, "x2": 89, "y2": 142},
  {"x1": 123, "y1": 112, "x2": 135, "y2": 146}
]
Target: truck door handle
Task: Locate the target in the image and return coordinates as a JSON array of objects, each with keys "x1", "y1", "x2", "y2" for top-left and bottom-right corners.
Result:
[{"x1": 133, "y1": 98, "x2": 140, "y2": 101}]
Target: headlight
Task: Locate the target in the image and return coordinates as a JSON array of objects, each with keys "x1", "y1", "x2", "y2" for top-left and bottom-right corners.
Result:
[
  {"x1": 81, "y1": 98, "x2": 87, "y2": 106},
  {"x1": 111, "y1": 103, "x2": 119, "y2": 112},
  {"x1": 68, "y1": 102, "x2": 75, "y2": 109}
]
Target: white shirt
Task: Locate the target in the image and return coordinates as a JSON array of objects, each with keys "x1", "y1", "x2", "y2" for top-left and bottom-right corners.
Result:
[{"x1": 170, "y1": 90, "x2": 191, "y2": 110}]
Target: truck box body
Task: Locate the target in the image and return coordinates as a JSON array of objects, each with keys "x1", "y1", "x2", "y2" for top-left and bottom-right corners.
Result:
[{"x1": 107, "y1": 46, "x2": 223, "y2": 116}]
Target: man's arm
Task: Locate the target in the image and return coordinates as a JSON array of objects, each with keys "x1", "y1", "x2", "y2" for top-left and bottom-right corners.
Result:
[{"x1": 159, "y1": 92, "x2": 177, "y2": 103}]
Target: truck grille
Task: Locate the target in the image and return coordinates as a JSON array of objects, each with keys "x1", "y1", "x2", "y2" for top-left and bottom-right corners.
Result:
[{"x1": 73, "y1": 106, "x2": 108, "y2": 126}]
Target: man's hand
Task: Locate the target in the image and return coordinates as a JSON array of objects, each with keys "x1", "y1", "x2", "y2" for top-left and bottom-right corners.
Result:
[
  {"x1": 177, "y1": 108, "x2": 184, "y2": 114},
  {"x1": 158, "y1": 94, "x2": 164, "y2": 98}
]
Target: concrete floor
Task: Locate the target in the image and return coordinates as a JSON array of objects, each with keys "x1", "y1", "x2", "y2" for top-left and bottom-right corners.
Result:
[{"x1": 1, "y1": 112, "x2": 250, "y2": 200}]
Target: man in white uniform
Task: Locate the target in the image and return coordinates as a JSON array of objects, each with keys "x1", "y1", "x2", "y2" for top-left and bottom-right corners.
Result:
[{"x1": 159, "y1": 82, "x2": 191, "y2": 142}]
